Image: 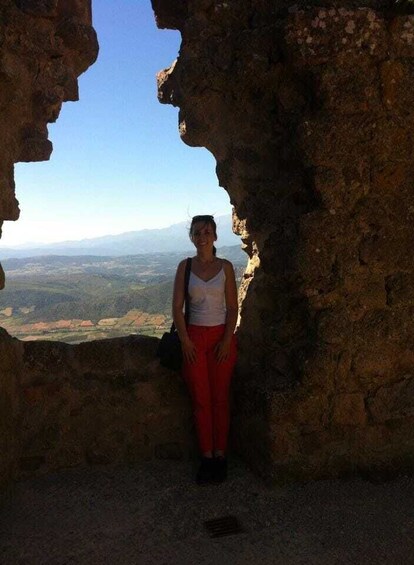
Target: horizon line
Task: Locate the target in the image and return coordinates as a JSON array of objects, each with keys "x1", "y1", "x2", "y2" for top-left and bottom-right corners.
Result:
[{"x1": 0, "y1": 213, "x2": 233, "y2": 249}]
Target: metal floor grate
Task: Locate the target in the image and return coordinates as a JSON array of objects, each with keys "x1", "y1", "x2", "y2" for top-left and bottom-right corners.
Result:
[{"x1": 204, "y1": 515, "x2": 244, "y2": 538}]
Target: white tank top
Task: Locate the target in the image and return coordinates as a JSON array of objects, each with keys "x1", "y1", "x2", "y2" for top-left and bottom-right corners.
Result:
[{"x1": 188, "y1": 267, "x2": 226, "y2": 326}]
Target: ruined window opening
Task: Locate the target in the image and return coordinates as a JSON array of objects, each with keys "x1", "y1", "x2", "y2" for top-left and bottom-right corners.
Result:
[{"x1": 0, "y1": 2, "x2": 238, "y2": 345}]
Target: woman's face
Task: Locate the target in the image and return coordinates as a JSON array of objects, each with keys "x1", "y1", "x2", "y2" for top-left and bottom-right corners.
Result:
[{"x1": 191, "y1": 221, "x2": 217, "y2": 250}]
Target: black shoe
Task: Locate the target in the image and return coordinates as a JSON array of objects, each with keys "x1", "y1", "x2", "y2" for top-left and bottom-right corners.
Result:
[
  {"x1": 196, "y1": 457, "x2": 215, "y2": 485},
  {"x1": 213, "y1": 456, "x2": 228, "y2": 483}
]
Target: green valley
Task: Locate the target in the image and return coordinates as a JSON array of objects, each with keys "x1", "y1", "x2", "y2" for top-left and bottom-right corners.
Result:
[{"x1": 0, "y1": 247, "x2": 247, "y2": 343}]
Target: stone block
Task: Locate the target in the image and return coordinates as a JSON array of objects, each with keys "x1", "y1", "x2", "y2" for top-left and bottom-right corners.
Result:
[
  {"x1": 0, "y1": 170, "x2": 20, "y2": 221},
  {"x1": 352, "y1": 346, "x2": 398, "y2": 382},
  {"x1": 367, "y1": 377, "x2": 414, "y2": 422},
  {"x1": 134, "y1": 381, "x2": 160, "y2": 408},
  {"x1": 343, "y1": 272, "x2": 387, "y2": 319},
  {"x1": 293, "y1": 393, "x2": 329, "y2": 432},
  {"x1": 317, "y1": 308, "x2": 352, "y2": 345},
  {"x1": 297, "y1": 211, "x2": 341, "y2": 282},
  {"x1": 151, "y1": 0, "x2": 187, "y2": 30},
  {"x1": 56, "y1": 0, "x2": 92, "y2": 22},
  {"x1": 371, "y1": 161, "x2": 411, "y2": 195},
  {"x1": 299, "y1": 429, "x2": 332, "y2": 457},
  {"x1": 55, "y1": 18, "x2": 98, "y2": 74},
  {"x1": 380, "y1": 60, "x2": 414, "y2": 116},
  {"x1": 23, "y1": 382, "x2": 62, "y2": 405},
  {"x1": 353, "y1": 424, "x2": 393, "y2": 454},
  {"x1": 17, "y1": 137, "x2": 53, "y2": 162},
  {"x1": 354, "y1": 307, "x2": 414, "y2": 345},
  {"x1": 386, "y1": 273, "x2": 414, "y2": 307},
  {"x1": 62, "y1": 72, "x2": 79, "y2": 102},
  {"x1": 74, "y1": 337, "x2": 129, "y2": 377},
  {"x1": 302, "y1": 345, "x2": 354, "y2": 392},
  {"x1": 332, "y1": 393, "x2": 367, "y2": 426},
  {"x1": 269, "y1": 424, "x2": 301, "y2": 463},
  {"x1": 372, "y1": 116, "x2": 412, "y2": 162},
  {"x1": 317, "y1": 61, "x2": 381, "y2": 114},
  {"x1": 16, "y1": 0, "x2": 58, "y2": 18},
  {"x1": 22, "y1": 340, "x2": 72, "y2": 384},
  {"x1": 285, "y1": 8, "x2": 387, "y2": 66},
  {"x1": 390, "y1": 16, "x2": 414, "y2": 58},
  {"x1": 358, "y1": 224, "x2": 414, "y2": 272},
  {"x1": 0, "y1": 330, "x2": 22, "y2": 372},
  {"x1": 313, "y1": 161, "x2": 369, "y2": 210}
]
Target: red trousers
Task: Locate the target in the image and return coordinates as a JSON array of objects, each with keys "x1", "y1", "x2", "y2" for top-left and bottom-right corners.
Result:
[{"x1": 183, "y1": 324, "x2": 237, "y2": 454}]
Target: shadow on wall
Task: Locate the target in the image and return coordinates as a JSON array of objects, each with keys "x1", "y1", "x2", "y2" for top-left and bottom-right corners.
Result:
[
  {"x1": 153, "y1": 0, "x2": 414, "y2": 483},
  {"x1": 1, "y1": 0, "x2": 414, "y2": 493},
  {"x1": 0, "y1": 329, "x2": 194, "y2": 490}
]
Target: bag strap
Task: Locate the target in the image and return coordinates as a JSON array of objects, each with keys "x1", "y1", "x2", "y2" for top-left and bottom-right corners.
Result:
[
  {"x1": 183, "y1": 257, "x2": 192, "y2": 326},
  {"x1": 171, "y1": 257, "x2": 192, "y2": 333}
]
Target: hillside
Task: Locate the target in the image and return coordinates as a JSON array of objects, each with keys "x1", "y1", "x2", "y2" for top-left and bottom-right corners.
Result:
[{"x1": 0, "y1": 246, "x2": 247, "y2": 343}]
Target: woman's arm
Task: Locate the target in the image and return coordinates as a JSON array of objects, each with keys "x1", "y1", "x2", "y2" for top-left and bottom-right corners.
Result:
[
  {"x1": 215, "y1": 260, "x2": 238, "y2": 362},
  {"x1": 172, "y1": 259, "x2": 197, "y2": 363}
]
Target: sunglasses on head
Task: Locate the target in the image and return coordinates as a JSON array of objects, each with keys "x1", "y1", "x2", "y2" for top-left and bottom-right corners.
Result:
[{"x1": 192, "y1": 215, "x2": 214, "y2": 222}]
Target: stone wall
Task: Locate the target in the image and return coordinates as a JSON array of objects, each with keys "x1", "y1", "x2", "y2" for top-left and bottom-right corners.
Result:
[
  {"x1": 0, "y1": 0, "x2": 192, "y2": 495},
  {"x1": 154, "y1": 0, "x2": 414, "y2": 481},
  {"x1": 0, "y1": 330, "x2": 193, "y2": 487},
  {"x1": 1, "y1": 0, "x2": 414, "y2": 490},
  {"x1": 0, "y1": 0, "x2": 99, "y2": 492},
  {"x1": 0, "y1": 330, "x2": 22, "y2": 491}
]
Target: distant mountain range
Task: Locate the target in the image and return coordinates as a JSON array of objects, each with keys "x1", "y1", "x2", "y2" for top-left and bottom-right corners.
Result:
[
  {"x1": 0, "y1": 245, "x2": 248, "y2": 343},
  {"x1": 0, "y1": 215, "x2": 240, "y2": 259}
]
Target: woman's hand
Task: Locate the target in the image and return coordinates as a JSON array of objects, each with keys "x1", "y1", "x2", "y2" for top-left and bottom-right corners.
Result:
[
  {"x1": 214, "y1": 338, "x2": 232, "y2": 363},
  {"x1": 181, "y1": 337, "x2": 197, "y2": 364}
]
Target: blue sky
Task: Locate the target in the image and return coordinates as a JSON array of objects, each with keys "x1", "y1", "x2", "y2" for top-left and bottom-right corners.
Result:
[{"x1": 0, "y1": 1, "x2": 232, "y2": 246}]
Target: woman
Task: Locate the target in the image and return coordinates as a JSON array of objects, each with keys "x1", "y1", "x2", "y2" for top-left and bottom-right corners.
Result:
[{"x1": 172, "y1": 215, "x2": 238, "y2": 484}]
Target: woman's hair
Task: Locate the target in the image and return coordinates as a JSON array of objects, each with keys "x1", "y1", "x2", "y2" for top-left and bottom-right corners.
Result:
[{"x1": 189, "y1": 215, "x2": 217, "y2": 256}]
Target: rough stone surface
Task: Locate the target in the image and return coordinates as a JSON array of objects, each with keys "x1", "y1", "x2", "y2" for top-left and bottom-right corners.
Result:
[
  {"x1": 0, "y1": 330, "x2": 23, "y2": 492},
  {"x1": 1, "y1": 0, "x2": 414, "y2": 492},
  {"x1": 0, "y1": 0, "x2": 97, "y2": 490},
  {"x1": 154, "y1": 1, "x2": 414, "y2": 481},
  {"x1": 0, "y1": 0, "x2": 98, "y2": 226},
  {"x1": 0, "y1": 329, "x2": 194, "y2": 489}
]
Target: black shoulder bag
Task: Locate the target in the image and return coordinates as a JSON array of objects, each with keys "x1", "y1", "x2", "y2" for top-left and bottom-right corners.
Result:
[{"x1": 157, "y1": 258, "x2": 192, "y2": 371}]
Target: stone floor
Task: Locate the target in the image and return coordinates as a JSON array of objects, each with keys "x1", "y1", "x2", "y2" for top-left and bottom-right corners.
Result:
[{"x1": 1, "y1": 459, "x2": 413, "y2": 564}]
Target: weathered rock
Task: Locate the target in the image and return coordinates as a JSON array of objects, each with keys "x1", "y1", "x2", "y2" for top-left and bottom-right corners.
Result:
[
  {"x1": 150, "y1": 0, "x2": 187, "y2": 30},
  {"x1": 2, "y1": 335, "x2": 193, "y2": 482},
  {"x1": 0, "y1": 329, "x2": 23, "y2": 492},
  {"x1": 2, "y1": 0, "x2": 414, "y2": 490},
  {"x1": 368, "y1": 377, "x2": 414, "y2": 422},
  {"x1": 154, "y1": 1, "x2": 414, "y2": 481},
  {"x1": 0, "y1": 0, "x2": 98, "y2": 230},
  {"x1": 332, "y1": 393, "x2": 367, "y2": 427},
  {"x1": 0, "y1": 0, "x2": 98, "y2": 491}
]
